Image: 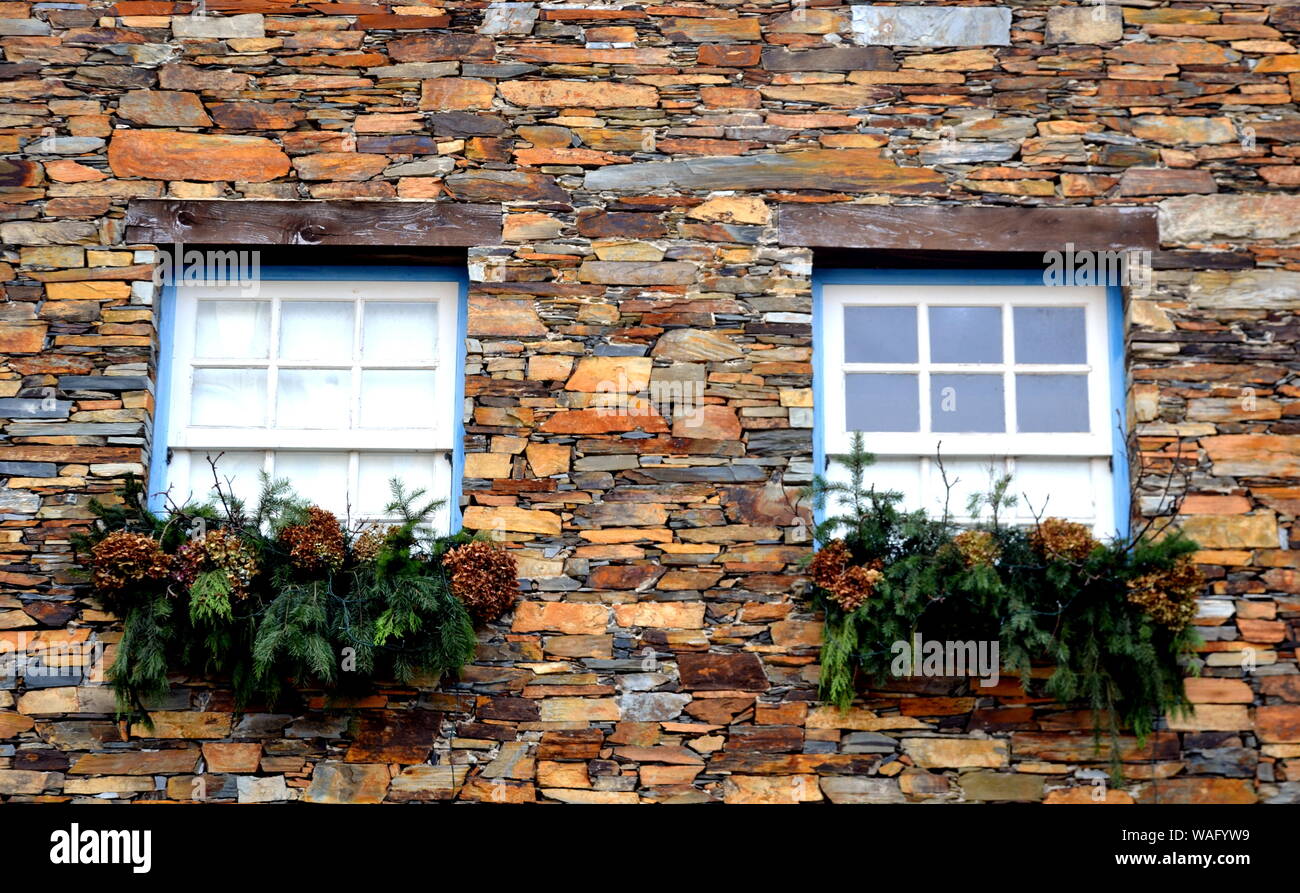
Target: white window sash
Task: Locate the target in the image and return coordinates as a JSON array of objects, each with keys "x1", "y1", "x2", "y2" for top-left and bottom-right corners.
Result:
[
  {"x1": 821, "y1": 283, "x2": 1113, "y2": 457},
  {"x1": 164, "y1": 278, "x2": 458, "y2": 529},
  {"x1": 168, "y1": 280, "x2": 458, "y2": 452},
  {"x1": 820, "y1": 282, "x2": 1115, "y2": 536}
]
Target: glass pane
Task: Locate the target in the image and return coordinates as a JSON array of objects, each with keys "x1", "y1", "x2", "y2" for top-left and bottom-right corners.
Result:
[
  {"x1": 929, "y1": 306, "x2": 1001, "y2": 363},
  {"x1": 1014, "y1": 307, "x2": 1086, "y2": 364},
  {"x1": 363, "y1": 302, "x2": 438, "y2": 363},
  {"x1": 1016, "y1": 374, "x2": 1090, "y2": 432},
  {"x1": 191, "y1": 368, "x2": 266, "y2": 426},
  {"x1": 845, "y1": 373, "x2": 919, "y2": 432},
  {"x1": 1012, "y1": 458, "x2": 1097, "y2": 522},
  {"x1": 276, "y1": 370, "x2": 350, "y2": 429},
  {"x1": 826, "y1": 456, "x2": 920, "y2": 516},
  {"x1": 360, "y1": 370, "x2": 437, "y2": 428},
  {"x1": 279, "y1": 301, "x2": 353, "y2": 361},
  {"x1": 273, "y1": 452, "x2": 350, "y2": 516},
  {"x1": 195, "y1": 301, "x2": 269, "y2": 359},
  {"x1": 925, "y1": 458, "x2": 1008, "y2": 520},
  {"x1": 844, "y1": 307, "x2": 917, "y2": 364},
  {"x1": 357, "y1": 453, "x2": 439, "y2": 517},
  {"x1": 930, "y1": 373, "x2": 1004, "y2": 433},
  {"x1": 185, "y1": 450, "x2": 263, "y2": 509}
]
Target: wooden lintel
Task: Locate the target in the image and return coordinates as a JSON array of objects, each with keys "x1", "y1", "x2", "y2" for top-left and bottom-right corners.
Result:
[
  {"x1": 777, "y1": 204, "x2": 1159, "y2": 253},
  {"x1": 125, "y1": 199, "x2": 502, "y2": 248}
]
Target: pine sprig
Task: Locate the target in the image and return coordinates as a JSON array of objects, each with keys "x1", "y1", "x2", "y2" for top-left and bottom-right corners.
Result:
[{"x1": 805, "y1": 432, "x2": 1201, "y2": 780}]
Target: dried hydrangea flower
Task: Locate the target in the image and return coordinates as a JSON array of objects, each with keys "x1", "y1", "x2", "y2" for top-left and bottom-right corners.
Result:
[
  {"x1": 953, "y1": 529, "x2": 1001, "y2": 569},
  {"x1": 1030, "y1": 517, "x2": 1100, "y2": 563},
  {"x1": 828, "y1": 560, "x2": 884, "y2": 613},
  {"x1": 352, "y1": 524, "x2": 398, "y2": 564},
  {"x1": 442, "y1": 540, "x2": 519, "y2": 624},
  {"x1": 1127, "y1": 555, "x2": 1204, "y2": 630},
  {"x1": 809, "y1": 540, "x2": 852, "y2": 591},
  {"x1": 174, "y1": 528, "x2": 259, "y2": 599},
  {"x1": 90, "y1": 531, "x2": 170, "y2": 593},
  {"x1": 279, "y1": 507, "x2": 346, "y2": 574}
]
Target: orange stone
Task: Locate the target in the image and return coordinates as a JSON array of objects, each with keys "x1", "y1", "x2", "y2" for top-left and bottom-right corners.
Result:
[
  {"x1": 498, "y1": 80, "x2": 658, "y2": 110},
  {"x1": 44, "y1": 160, "x2": 107, "y2": 183},
  {"x1": 108, "y1": 130, "x2": 290, "y2": 182},
  {"x1": 292, "y1": 153, "x2": 389, "y2": 181},
  {"x1": 565, "y1": 356, "x2": 652, "y2": 393},
  {"x1": 513, "y1": 601, "x2": 609, "y2": 635},
  {"x1": 419, "y1": 78, "x2": 496, "y2": 110},
  {"x1": 201, "y1": 741, "x2": 262, "y2": 773}
]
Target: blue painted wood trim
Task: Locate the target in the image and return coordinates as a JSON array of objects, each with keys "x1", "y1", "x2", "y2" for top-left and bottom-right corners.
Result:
[
  {"x1": 1108, "y1": 283, "x2": 1131, "y2": 542},
  {"x1": 146, "y1": 265, "x2": 470, "y2": 534},
  {"x1": 810, "y1": 268, "x2": 1129, "y2": 540},
  {"x1": 811, "y1": 272, "x2": 826, "y2": 533},
  {"x1": 146, "y1": 279, "x2": 178, "y2": 515}
]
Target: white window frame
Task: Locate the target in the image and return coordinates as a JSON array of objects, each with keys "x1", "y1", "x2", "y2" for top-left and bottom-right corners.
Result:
[
  {"x1": 821, "y1": 283, "x2": 1115, "y2": 534},
  {"x1": 163, "y1": 279, "x2": 459, "y2": 527}
]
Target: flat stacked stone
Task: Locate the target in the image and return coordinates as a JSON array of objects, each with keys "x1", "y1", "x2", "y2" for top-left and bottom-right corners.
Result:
[{"x1": 0, "y1": 1, "x2": 1296, "y2": 804}]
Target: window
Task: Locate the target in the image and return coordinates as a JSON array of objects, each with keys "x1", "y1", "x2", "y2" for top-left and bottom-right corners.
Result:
[
  {"x1": 155, "y1": 275, "x2": 461, "y2": 532},
  {"x1": 819, "y1": 277, "x2": 1121, "y2": 536}
]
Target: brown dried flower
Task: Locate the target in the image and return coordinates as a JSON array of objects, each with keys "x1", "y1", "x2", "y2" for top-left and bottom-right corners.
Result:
[
  {"x1": 352, "y1": 524, "x2": 398, "y2": 564},
  {"x1": 1127, "y1": 555, "x2": 1204, "y2": 630},
  {"x1": 809, "y1": 540, "x2": 852, "y2": 591},
  {"x1": 1030, "y1": 517, "x2": 1100, "y2": 563},
  {"x1": 953, "y1": 529, "x2": 1001, "y2": 569},
  {"x1": 827, "y1": 560, "x2": 884, "y2": 613},
  {"x1": 174, "y1": 528, "x2": 259, "y2": 599},
  {"x1": 90, "y1": 531, "x2": 170, "y2": 593},
  {"x1": 442, "y1": 540, "x2": 519, "y2": 624},
  {"x1": 279, "y1": 507, "x2": 346, "y2": 574}
]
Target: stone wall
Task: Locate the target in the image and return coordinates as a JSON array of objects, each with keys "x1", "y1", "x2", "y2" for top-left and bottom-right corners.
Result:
[{"x1": 1, "y1": 0, "x2": 1298, "y2": 803}]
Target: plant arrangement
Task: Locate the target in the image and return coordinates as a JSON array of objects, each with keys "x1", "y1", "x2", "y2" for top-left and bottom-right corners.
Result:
[
  {"x1": 76, "y1": 467, "x2": 519, "y2": 720},
  {"x1": 805, "y1": 433, "x2": 1204, "y2": 772}
]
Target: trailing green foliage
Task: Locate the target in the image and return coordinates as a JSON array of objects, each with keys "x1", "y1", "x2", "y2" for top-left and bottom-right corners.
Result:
[
  {"x1": 81, "y1": 472, "x2": 499, "y2": 720},
  {"x1": 805, "y1": 433, "x2": 1202, "y2": 777}
]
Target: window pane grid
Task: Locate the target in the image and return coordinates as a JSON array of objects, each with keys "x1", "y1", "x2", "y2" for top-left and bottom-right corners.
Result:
[
  {"x1": 841, "y1": 301, "x2": 1093, "y2": 436},
  {"x1": 188, "y1": 295, "x2": 441, "y2": 433}
]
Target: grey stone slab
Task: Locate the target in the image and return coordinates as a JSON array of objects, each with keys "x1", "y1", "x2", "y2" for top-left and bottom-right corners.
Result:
[
  {"x1": 478, "y1": 3, "x2": 538, "y2": 36},
  {"x1": 23, "y1": 137, "x2": 104, "y2": 155},
  {"x1": 58, "y1": 376, "x2": 152, "y2": 391},
  {"x1": 0, "y1": 462, "x2": 57, "y2": 477},
  {"x1": 0, "y1": 18, "x2": 51, "y2": 35},
  {"x1": 593, "y1": 344, "x2": 649, "y2": 356},
  {"x1": 617, "y1": 692, "x2": 691, "y2": 721},
  {"x1": 919, "y1": 140, "x2": 1020, "y2": 164},
  {"x1": 6, "y1": 423, "x2": 143, "y2": 436},
  {"x1": 0, "y1": 490, "x2": 40, "y2": 513},
  {"x1": 384, "y1": 157, "x2": 456, "y2": 177},
  {"x1": 636, "y1": 466, "x2": 767, "y2": 483},
  {"x1": 462, "y1": 62, "x2": 539, "y2": 79},
  {"x1": 366, "y1": 61, "x2": 459, "y2": 79},
  {"x1": 820, "y1": 776, "x2": 906, "y2": 803},
  {"x1": 172, "y1": 13, "x2": 264, "y2": 39},
  {"x1": 0, "y1": 398, "x2": 72, "y2": 419},
  {"x1": 851, "y1": 5, "x2": 1011, "y2": 47}
]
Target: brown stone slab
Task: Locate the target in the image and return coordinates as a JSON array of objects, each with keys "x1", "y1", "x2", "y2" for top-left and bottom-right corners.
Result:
[
  {"x1": 678, "y1": 652, "x2": 768, "y2": 691},
  {"x1": 778, "y1": 204, "x2": 1159, "y2": 252},
  {"x1": 125, "y1": 199, "x2": 501, "y2": 247}
]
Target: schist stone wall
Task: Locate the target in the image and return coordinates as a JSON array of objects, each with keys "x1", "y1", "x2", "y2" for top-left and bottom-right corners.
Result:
[{"x1": 1, "y1": 0, "x2": 1299, "y2": 804}]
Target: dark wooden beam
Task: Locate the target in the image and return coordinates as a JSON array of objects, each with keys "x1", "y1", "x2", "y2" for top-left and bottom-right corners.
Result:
[
  {"x1": 778, "y1": 204, "x2": 1158, "y2": 253},
  {"x1": 125, "y1": 199, "x2": 501, "y2": 247}
]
